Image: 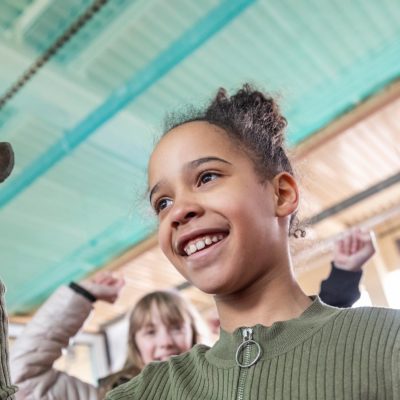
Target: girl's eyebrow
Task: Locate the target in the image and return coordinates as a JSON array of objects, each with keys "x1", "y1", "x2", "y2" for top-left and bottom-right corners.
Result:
[
  {"x1": 188, "y1": 156, "x2": 232, "y2": 169},
  {"x1": 149, "y1": 156, "x2": 231, "y2": 202},
  {"x1": 149, "y1": 181, "x2": 163, "y2": 203}
]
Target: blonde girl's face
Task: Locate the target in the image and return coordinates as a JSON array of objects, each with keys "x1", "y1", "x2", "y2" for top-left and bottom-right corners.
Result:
[
  {"x1": 148, "y1": 121, "x2": 290, "y2": 296},
  {"x1": 134, "y1": 304, "x2": 193, "y2": 365}
]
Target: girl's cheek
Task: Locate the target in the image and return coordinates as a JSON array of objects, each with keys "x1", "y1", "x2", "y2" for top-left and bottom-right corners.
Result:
[{"x1": 158, "y1": 227, "x2": 169, "y2": 251}]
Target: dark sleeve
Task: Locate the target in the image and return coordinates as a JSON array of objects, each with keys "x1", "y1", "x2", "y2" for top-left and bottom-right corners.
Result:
[{"x1": 319, "y1": 262, "x2": 363, "y2": 308}]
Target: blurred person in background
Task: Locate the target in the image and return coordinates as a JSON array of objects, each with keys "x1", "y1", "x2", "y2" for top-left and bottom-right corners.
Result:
[
  {"x1": 0, "y1": 142, "x2": 19, "y2": 399},
  {"x1": 10, "y1": 273, "x2": 208, "y2": 400}
]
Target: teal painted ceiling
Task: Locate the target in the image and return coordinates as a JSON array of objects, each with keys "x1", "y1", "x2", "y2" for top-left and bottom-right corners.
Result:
[{"x1": 0, "y1": 0, "x2": 399, "y2": 313}]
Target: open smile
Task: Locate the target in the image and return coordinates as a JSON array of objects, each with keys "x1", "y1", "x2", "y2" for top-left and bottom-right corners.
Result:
[
  {"x1": 176, "y1": 229, "x2": 229, "y2": 258},
  {"x1": 184, "y1": 233, "x2": 226, "y2": 256}
]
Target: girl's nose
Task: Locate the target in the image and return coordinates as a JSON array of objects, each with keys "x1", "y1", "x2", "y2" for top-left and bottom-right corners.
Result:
[
  {"x1": 158, "y1": 330, "x2": 174, "y2": 348},
  {"x1": 170, "y1": 198, "x2": 204, "y2": 228}
]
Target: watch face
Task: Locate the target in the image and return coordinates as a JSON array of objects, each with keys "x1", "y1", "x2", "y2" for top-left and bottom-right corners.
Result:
[{"x1": 0, "y1": 142, "x2": 14, "y2": 183}]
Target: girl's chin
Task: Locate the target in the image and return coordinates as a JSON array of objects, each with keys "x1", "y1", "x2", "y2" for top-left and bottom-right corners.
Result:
[{"x1": 192, "y1": 278, "x2": 237, "y2": 296}]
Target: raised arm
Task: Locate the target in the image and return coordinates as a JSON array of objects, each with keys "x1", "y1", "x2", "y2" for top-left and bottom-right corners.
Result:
[
  {"x1": 11, "y1": 273, "x2": 124, "y2": 400},
  {"x1": 319, "y1": 229, "x2": 376, "y2": 308}
]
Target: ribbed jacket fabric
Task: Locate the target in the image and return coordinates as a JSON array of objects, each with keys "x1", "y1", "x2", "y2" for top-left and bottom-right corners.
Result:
[
  {"x1": 107, "y1": 298, "x2": 400, "y2": 400},
  {"x1": 0, "y1": 281, "x2": 17, "y2": 400}
]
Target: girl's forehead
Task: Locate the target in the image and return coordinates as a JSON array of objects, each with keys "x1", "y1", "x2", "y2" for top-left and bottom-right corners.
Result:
[
  {"x1": 157, "y1": 122, "x2": 234, "y2": 155},
  {"x1": 147, "y1": 302, "x2": 163, "y2": 320},
  {"x1": 148, "y1": 121, "x2": 240, "y2": 180}
]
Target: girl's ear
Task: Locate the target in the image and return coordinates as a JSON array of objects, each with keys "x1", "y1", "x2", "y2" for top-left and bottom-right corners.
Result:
[{"x1": 272, "y1": 172, "x2": 299, "y2": 217}]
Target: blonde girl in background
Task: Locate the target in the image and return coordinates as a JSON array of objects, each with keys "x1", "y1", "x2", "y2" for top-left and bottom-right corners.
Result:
[{"x1": 100, "y1": 290, "x2": 209, "y2": 391}]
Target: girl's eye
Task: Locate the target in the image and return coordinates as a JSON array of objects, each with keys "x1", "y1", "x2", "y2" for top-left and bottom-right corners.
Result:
[
  {"x1": 144, "y1": 329, "x2": 156, "y2": 336},
  {"x1": 171, "y1": 323, "x2": 183, "y2": 332},
  {"x1": 154, "y1": 198, "x2": 172, "y2": 214},
  {"x1": 199, "y1": 172, "x2": 219, "y2": 185}
]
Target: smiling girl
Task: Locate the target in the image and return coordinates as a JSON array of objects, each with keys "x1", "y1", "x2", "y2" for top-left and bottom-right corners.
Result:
[
  {"x1": 126, "y1": 290, "x2": 207, "y2": 369},
  {"x1": 107, "y1": 85, "x2": 400, "y2": 400}
]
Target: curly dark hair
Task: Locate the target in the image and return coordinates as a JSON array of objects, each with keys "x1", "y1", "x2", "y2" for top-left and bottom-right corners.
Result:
[
  {"x1": 163, "y1": 84, "x2": 303, "y2": 235},
  {"x1": 164, "y1": 84, "x2": 293, "y2": 180}
]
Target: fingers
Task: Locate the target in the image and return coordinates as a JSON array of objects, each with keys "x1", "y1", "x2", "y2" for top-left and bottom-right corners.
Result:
[
  {"x1": 336, "y1": 228, "x2": 376, "y2": 254},
  {"x1": 357, "y1": 229, "x2": 375, "y2": 244},
  {"x1": 351, "y1": 228, "x2": 361, "y2": 254},
  {"x1": 358, "y1": 229, "x2": 377, "y2": 255},
  {"x1": 91, "y1": 271, "x2": 126, "y2": 288},
  {"x1": 96, "y1": 272, "x2": 114, "y2": 284},
  {"x1": 340, "y1": 228, "x2": 374, "y2": 252},
  {"x1": 334, "y1": 228, "x2": 375, "y2": 254},
  {"x1": 339, "y1": 232, "x2": 351, "y2": 255}
]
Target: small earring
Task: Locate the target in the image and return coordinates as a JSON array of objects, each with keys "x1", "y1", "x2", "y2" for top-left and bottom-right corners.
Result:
[{"x1": 293, "y1": 228, "x2": 306, "y2": 238}]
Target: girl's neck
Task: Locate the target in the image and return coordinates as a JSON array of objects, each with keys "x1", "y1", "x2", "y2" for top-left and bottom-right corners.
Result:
[{"x1": 214, "y1": 266, "x2": 312, "y2": 332}]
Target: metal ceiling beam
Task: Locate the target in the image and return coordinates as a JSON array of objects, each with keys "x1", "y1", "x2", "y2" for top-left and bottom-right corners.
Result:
[
  {"x1": 306, "y1": 172, "x2": 400, "y2": 225},
  {"x1": 0, "y1": 0, "x2": 255, "y2": 208}
]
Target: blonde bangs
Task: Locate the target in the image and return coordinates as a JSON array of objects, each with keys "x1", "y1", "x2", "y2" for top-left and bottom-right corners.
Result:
[{"x1": 131, "y1": 292, "x2": 187, "y2": 332}]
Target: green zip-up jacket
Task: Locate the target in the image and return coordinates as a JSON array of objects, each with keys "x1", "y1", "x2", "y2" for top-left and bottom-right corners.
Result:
[{"x1": 106, "y1": 298, "x2": 400, "y2": 400}]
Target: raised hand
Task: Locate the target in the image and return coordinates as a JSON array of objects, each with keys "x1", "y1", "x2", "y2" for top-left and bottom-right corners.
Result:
[
  {"x1": 333, "y1": 228, "x2": 376, "y2": 272},
  {"x1": 81, "y1": 272, "x2": 125, "y2": 304}
]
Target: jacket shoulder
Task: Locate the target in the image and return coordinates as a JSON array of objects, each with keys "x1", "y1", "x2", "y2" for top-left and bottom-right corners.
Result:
[{"x1": 334, "y1": 306, "x2": 400, "y2": 338}]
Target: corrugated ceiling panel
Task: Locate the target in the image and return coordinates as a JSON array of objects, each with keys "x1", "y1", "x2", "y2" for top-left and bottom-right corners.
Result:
[
  {"x1": 0, "y1": 0, "x2": 34, "y2": 31},
  {"x1": 22, "y1": 0, "x2": 133, "y2": 64},
  {"x1": 85, "y1": 0, "x2": 218, "y2": 90},
  {"x1": 110, "y1": 0, "x2": 400, "y2": 141}
]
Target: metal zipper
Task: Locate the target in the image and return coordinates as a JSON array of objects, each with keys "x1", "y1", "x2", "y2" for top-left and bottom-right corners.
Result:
[
  {"x1": 236, "y1": 328, "x2": 252, "y2": 400},
  {"x1": 235, "y1": 327, "x2": 262, "y2": 400}
]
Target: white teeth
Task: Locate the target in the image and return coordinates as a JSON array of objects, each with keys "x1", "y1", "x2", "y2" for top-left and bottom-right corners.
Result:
[
  {"x1": 196, "y1": 240, "x2": 205, "y2": 250},
  {"x1": 184, "y1": 234, "x2": 225, "y2": 256}
]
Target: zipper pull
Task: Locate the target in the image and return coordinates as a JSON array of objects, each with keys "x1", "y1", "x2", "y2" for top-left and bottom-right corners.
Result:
[
  {"x1": 243, "y1": 328, "x2": 253, "y2": 341},
  {"x1": 235, "y1": 327, "x2": 262, "y2": 368}
]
